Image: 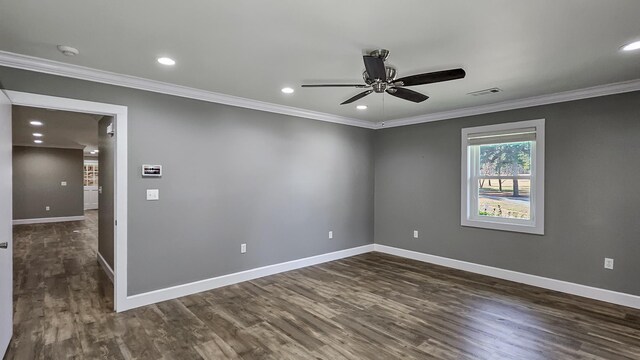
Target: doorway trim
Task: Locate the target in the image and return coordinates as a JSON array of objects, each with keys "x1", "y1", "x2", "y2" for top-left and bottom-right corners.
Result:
[{"x1": 5, "y1": 90, "x2": 128, "y2": 312}]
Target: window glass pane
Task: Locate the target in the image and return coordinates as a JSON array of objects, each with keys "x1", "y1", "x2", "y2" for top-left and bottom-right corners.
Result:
[{"x1": 477, "y1": 141, "x2": 532, "y2": 220}]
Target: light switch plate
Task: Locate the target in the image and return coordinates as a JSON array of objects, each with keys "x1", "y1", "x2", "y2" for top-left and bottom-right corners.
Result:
[
  {"x1": 413, "y1": 230, "x2": 419, "y2": 238},
  {"x1": 45, "y1": 206, "x2": 50, "y2": 211},
  {"x1": 241, "y1": 243, "x2": 247, "y2": 253},
  {"x1": 146, "y1": 189, "x2": 159, "y2": 201},
  {"x1": 61, "y1": 181, "x2": 67, "y2": 186},
  {"x1": 604, "y1": 258, "x2": 614, "y2": 270},
  {"x1": 329, "y1": 231, "x2": 333, "y2": 239}
]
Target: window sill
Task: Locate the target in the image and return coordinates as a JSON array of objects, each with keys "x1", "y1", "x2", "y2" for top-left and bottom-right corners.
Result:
[{"x1": 461, "y1": 218, "x2": 544, "y2": 235}]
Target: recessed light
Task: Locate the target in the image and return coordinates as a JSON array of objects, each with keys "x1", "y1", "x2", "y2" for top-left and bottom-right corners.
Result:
[
  {"x1": 356, "y1": 105, "x2": 368, "y2": 110},
  {"x1": 34, "y1": 140, "x2": 43, "y2": 144},
  {"x1": 32, "y1": 133, "x2": 43, "y2": 137},
  {"x1": 622, "y1": 40, "x2": 640, "y2": 52},
  {"x1": 157, "y1": 57, "x2": 176, "y2": 66},
  {"x1": 281, "y1": 87, "x2": 294, "y2": 94},
  {"x1": 30, "y1": 120, "x2": 43, "y2": 126}
]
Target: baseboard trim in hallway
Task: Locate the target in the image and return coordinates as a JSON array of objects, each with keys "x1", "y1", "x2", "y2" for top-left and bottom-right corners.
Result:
[
  {"x1": 97, "y1": 252, "x2": 114, "y2": 283},
  {"x1": 374, "y1": 244, "x2": 640, "y2": 310},
  {"x1": 123, "y1": 244, "x2": 375, "y2": 311},
  {"x1": 12, "y1": 215, "x2": 85, "y2": 225}
]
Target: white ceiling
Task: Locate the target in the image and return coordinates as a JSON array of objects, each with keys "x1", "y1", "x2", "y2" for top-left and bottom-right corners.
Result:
[
  {"x1": 12, "y1": 106, "x2": 101, "y2": 155},
  {"x1": 1, "y1": 0, "x2": 639, "y2": 123}
]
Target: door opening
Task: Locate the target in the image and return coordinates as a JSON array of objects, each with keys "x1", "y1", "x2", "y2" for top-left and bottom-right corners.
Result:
[
  {"x1": 2, "y1": 90, "x2": 128, "y2": 306},
  {"x1": 0, "y1": 90, "x2": 129, "y2": 358},
  {"x1": 11, "y1": 105, "x2": 115, "y2": 300}
]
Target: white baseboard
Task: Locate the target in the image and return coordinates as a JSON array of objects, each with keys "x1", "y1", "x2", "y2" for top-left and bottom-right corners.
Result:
[
  {"x1": 118, "y1": 242, "x2": 640, "y2": 312},
  {"x1": 97, "y1": 252, "x2": 114, "y2": 283},
  {"x1": 12, "y1": 215, "x2": 85, "y2": 225},
  {"x1": 374, "y1": 244, "x2": 640, "y2": 310},
  {"x1": 122, "y1": 244, "x2": 375, "y2": 311}
]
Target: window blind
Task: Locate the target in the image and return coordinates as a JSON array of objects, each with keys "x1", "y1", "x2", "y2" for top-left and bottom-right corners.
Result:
[{"x1": 467, "y1": 127, "x2": 536, "y2": 146}]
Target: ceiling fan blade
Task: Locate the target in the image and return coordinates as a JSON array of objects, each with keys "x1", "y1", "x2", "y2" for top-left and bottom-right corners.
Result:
[
  {"x1": 394, "y1": 68, "x2": 466, "y2": 87},
  {"x1": 341, "y1": 90, "x2": 373, "y2": 105},
  {"x1": 386, "y1": 88, "x2": 429, "y2": 103},
  {"x1": 302, "y1": 84, "x2": 369, "y2": 88},
  {"x1": 363, "y1": 55, "x2": 387, "y2": 81}
]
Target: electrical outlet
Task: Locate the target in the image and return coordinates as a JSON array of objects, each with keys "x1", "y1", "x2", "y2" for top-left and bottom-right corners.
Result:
[
  {"x1": 45, "y1": 206, "x2": 50, "y2": 211},
  {"x1": 413, "y1": 230, "x2": 419, "y2": 239},
  {"x1": 241, "y1": 243, "x2": 247, "y2": 254},
  {"x1": 604, "y1": 258, "x2": 614, "y2": 270},
  {"x1": 328, "y1": 231, "x2": 333, "y2": 239}
]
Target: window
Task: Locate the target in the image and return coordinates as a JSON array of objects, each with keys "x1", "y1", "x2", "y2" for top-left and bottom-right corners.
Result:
[{"x1": 461, "y1": 119, "x2": 544, "y2": 234}]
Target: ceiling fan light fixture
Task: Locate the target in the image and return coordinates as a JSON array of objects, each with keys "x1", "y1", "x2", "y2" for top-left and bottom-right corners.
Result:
[{"x1": 622, "y1": 40, "x2": 640, "y2": 51}]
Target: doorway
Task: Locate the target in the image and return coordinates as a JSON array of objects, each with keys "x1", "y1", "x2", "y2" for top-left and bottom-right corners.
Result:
[
  {"x1": 11, "y1": 106, "x2": 113, "y2": 276},
  {"x1": 1, "y1": 90, "x2": 128, "y2": 312},
  {"x1": 0, "y1": 90, "x2": 129, "y2": 358}
]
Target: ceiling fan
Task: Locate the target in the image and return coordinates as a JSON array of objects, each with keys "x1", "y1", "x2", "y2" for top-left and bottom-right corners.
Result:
[{"x1": 301, "y1": 49, "x2": 466, "y2": 105}]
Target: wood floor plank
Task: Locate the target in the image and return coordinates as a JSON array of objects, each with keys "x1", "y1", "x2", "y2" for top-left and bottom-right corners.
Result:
[{"x1": 5, "y1": 211, "x2": 640, "y2": 359}]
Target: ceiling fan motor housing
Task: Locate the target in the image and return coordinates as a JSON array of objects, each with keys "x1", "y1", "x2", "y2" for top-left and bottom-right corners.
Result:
[
  {"x1": 372, "y1": 82, "x2": 387, "y2": 93},
  {"x1": 363, "y1": 66, "x2": 397, "y2": 91}
]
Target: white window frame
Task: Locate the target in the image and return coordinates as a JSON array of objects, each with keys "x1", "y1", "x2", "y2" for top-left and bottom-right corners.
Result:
[{"x1": 461, "y1": 119, "x2": 545, "y2": 235}]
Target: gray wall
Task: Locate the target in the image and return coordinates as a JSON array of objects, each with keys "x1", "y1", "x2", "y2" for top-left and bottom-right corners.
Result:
[
  {"x1": 0, "y1": 67, "x2": 375, "y2": 295},
  {"x1": 6, "y1": 64, "x2": 638, "y2": 299},
  {"x1": 375, "y1": 91, "x2": 640, "y2": 296},
  {"x1": 98, "y1": 116, "x2": 115, "y2": 269},
  {"x1": 12, "y1": 146, "x2": 84, "y2": 219}
]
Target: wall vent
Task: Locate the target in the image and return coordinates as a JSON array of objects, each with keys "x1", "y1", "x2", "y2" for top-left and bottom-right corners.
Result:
[{"x1": 468, "y1": 88, "x2": 502, "y2": 96}]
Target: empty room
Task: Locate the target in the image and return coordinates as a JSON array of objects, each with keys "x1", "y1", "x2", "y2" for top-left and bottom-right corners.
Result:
[{"x1": 1, "y1": 1, "x2": 639, "y2": 359}]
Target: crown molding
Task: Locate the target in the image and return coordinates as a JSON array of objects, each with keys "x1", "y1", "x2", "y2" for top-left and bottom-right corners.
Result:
[
  {"x1": 0, "y1": 51, "x2": 376, "y2": 129},
  {"x1": 2, "y1": 51, "x2": 639, "y2": 131},
  {"x1": 377, "y1": 78, "x2": 640, "y2": 129}
]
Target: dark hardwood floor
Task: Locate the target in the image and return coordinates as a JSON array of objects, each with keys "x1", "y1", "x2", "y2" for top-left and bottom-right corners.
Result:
[{"x1": 6, "y1": 213, "x2": 640, "y2": 359}]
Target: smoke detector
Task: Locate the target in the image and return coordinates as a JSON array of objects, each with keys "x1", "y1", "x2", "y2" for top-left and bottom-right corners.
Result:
[{"x1": 57, "y1": 45, "x2": 79, "y2": 57}]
